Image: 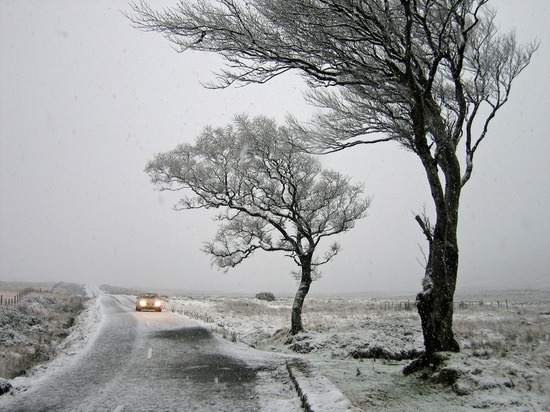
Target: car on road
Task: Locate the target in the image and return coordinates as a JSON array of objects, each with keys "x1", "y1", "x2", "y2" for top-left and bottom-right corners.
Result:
[{"x1": 135, "y1": 293, "x2": 164, "y2": 312}]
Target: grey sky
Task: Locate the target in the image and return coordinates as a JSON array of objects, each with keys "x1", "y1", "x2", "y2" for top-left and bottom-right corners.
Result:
[{"x1": 1, "y1": 0, "x2": 549, "y2": 295}]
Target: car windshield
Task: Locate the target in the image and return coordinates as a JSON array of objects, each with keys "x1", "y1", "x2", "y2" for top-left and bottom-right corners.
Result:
[{"x1": 140, "y1": 293, "x2": 158, "y2": 299}]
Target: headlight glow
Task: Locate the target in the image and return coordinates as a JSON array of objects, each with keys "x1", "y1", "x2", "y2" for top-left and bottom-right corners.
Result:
[
  {"x1": 154, "y1": 300, "x2": 162, "y2": 307},
  {"x1": 139, "y1": 300, "x2": 147, "y2": 306}
]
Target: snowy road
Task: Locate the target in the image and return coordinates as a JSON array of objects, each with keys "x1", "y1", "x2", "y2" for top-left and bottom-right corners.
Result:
[{"x1": 1, "y1": 293, "x2": 300, "y2": 411}]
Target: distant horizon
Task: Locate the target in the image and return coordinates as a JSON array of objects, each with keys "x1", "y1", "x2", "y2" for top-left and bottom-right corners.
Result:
[{"x1": 2, "y1": 278, "x2": 549, "y2": 302}]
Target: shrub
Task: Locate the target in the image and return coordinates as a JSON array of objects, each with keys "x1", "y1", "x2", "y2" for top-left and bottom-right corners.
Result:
[
  {"x1": 255, "y1": 292, "x2": 276, "y2": 302},
  {"x1": 0, "y1": 291, "x2": 86, "y2": 380}
]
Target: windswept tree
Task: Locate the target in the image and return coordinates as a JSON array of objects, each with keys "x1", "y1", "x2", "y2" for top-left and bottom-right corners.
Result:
[
  {"x1": 129, "y1": 0, "x2": 537, "y2": 367},
  {"x1": 146, "y1": 115, "x2": 370, "y2": 334}
]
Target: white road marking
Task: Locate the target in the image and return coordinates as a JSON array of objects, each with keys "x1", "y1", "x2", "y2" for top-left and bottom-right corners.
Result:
[
  {"x1": 147, "y1": 347, "x2": 152, "y2": 359},
  {"x1": 113, "y1": 406, "x2": 124, "y2": 412},
  {"x1": 146, "y1": 321, "x2": 150, "y2": 327}
]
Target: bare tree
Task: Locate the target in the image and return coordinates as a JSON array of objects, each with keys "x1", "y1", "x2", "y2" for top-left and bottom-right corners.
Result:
[
  {"x1": 128, "y1": 0, "x2": 537, "y2": 367},
  {"x1": 146, "y1": 115, "x2": 370, "y2": 334}
]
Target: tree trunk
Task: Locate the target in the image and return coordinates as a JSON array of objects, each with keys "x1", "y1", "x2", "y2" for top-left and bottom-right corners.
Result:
[
  {"x1": 409, "y1": 104, "x2": 462, "y2": 368},
  {"x1": 415, "y1": 149, "x2": 462, "y2": 362},
  {"x1": 416, "y1": 234, "x2": 460, "y2": 358},
  {"x1": 290, "y1": 258, "x2": 312, "y2": 335},
  {"x1": 406, "y1": 197, "x2": 461, "y2": 376}
]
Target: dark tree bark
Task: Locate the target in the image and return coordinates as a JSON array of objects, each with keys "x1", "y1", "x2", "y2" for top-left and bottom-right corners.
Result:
[
  {"x1": 406, "y1": 205, "x2": 461, "y2": 373},
  {"x1": 290, "y1": 255, "x2": 313, "y2": 335},
  {"x1": 417, "y1": 223, "x2": 461, "y2": 357},
  {"x1": 411, "y1": 100, "x2": 463, "y2": 360}
]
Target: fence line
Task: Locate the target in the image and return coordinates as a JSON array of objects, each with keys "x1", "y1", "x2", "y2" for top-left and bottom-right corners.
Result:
[
  {"x1": 376, "y1": 298, "x2": 514, "y2": 311},
  {"x1": 456, "y1": 299, "x2": 509, "y2": 309},
  {"x1": 0, "y1": 287, "x2": 35, "y2": 307},
  {"x1": 379, "y1": 300, "x2": 414, "y2": 311}
]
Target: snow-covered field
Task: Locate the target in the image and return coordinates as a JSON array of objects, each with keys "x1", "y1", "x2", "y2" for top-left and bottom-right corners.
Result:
[
  {"x1": 164, "y1": 292, "x2": 550, "y2": 411},
  {"x1": 1, "y1": 284, "x2": 549, "y2": 411}
]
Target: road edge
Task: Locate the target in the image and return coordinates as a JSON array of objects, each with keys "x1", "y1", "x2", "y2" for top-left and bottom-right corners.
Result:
[{"x1": 286, "y1": 359, "x2": 356, "y2": 412}]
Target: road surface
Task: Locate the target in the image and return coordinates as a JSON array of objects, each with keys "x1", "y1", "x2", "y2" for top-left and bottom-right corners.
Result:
[{"x1": 0, "y1": 293, "x2": 301, "y2": 411}]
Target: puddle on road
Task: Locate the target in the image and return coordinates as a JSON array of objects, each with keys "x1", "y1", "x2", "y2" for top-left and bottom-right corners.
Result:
[
  {"x1": 152, "y1": 326, "x2": 212, "y2": 342},
  {"x1": 150, "y1": 326, "x2": 258, "y2": 385},
  {"x1": 158, "y1": 352, "x2": 257, "y2": 385},
  {"x1": 177, "y1": 353, "x2": 256, "y2": 385}
]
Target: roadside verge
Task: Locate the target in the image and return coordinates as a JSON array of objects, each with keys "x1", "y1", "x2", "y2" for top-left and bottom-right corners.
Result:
[{"x1": 286, "y1": 359, "x2": 355, "y2": 412}]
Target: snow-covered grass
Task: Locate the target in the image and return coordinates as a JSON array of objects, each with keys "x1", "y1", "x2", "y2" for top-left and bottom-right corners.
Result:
[
  {"x1": 0, "y1": 287, "x2": 87, "y2": 380},
  {"x1": 0, "y1": 284, "x2": 102, "y2": 397},
  {"x1": 165, "y1": 292, "x2": 550, "y2": 411}
]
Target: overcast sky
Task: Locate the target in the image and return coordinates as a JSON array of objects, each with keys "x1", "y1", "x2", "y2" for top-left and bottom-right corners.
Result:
[{"x1": 1, "y1": 1, "x2": 549, "y2": 296}]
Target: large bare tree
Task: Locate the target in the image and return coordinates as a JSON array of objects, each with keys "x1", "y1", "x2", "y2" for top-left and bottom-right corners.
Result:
[
  {"x1": 129, "y1": 0, "x2": 537, "y2": 366},
  {"x1": 146, "y1": 115, "x2": 370, "y2": 334}
]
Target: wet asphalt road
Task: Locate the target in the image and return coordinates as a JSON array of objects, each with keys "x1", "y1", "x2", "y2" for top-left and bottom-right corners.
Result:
[{"x1": 0, "y1": 294, "x2": 300, "y2": 411}]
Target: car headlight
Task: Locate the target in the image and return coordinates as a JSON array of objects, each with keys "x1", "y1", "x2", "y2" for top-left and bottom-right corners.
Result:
[
  {"x1": 139, "y1": 300, "x2": 147, "y2": 306},
  {"x1": 154, "y1": 300, "x2": 162, "y2": 307}
]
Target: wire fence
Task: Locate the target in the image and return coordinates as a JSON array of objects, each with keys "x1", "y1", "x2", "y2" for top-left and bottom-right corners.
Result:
[
  {"x1": 376, "y1": 298, "x2": 515, "y2": 311},
  {"x1": 0, "y1": 287, "x2": 35, "y2": 307}
]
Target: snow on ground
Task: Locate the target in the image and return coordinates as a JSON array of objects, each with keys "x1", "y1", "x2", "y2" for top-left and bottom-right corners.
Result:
[
  {"x1": 0, "y1": 285, "x2": 104, "y2": 395},
  {"x1": 164, "y1": 293, "x2": 550, "y2": 411},
  {"x1": 1, "y1": 285, "x2": 351, "y2": 411},
  {"x1": 1, "y1": 285, "x2": 549, "y2": 411}
]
